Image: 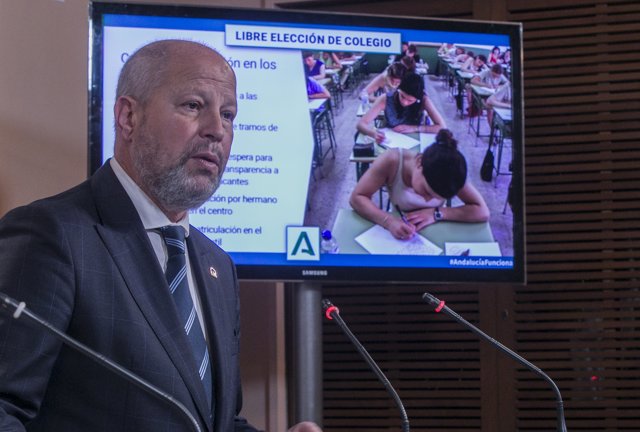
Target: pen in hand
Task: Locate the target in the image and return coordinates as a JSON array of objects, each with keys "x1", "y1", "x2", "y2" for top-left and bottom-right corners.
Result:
[{"x1": 395, "y1": 205, "x2": 410, "y2": 225}]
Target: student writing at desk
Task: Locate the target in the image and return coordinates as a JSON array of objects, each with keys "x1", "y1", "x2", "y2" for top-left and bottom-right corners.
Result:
[
  {"x1": 321, "y1": 51, "x2": 341, "y2": 71},
  {"x1": 454, "y1": 49, "x2": 472, "y2": 65},
  {"x1": 488, "y1": 46, "x2": 502, "y2": 65},
  {"x1": 471, "y1": 63, "x2": 508, "y2": 89},
  {"x1": 448, "y1": 46, "x2": 466, "y2": 61},
  {"x1": 359, "y1": 62, "x2": 408, "y2": 103},
  {"x1": 468, "y1": 63, "x2": 508, "y2": 113},
  {"x1": 499, "y1": 48, "x2": 512, "y2": 68},
  {"x1": 356, "y1": 72, "x2": 446, "y2": 144},
  {"x1": 399, "y1": 55, "x2": 417, "y2": 73},
  {"x1": 461, "y1": 54, "x2": 487, "y2": 74},
  {"x1": 395, "y1": 43, "x2": 422, "y2": 64},
  {"x1": 485, "y1": 81, "x2": 512, "y2": 126},
  {"x1": 334, "y1": 51, "x2": 358, "y2": 89},
  {"x1": 302, "y1": 51, "x2": 325, "y2": 80},
  {"x1": 438, "y1": 42, "x2": 455, "y2": 56},
  {"x1": 350, "y1": 129, "x2": 489, "y2": 240}
]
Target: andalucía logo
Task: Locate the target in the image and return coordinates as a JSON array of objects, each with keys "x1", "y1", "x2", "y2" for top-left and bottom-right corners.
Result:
[{"x1": 286, "y1": 226, "x2": 320, "y2": 261}]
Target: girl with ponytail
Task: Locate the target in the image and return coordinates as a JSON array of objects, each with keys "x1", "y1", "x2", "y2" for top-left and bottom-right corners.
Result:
[{"x1": 350, "y1": 129, "x2": 489, "y2": 240}]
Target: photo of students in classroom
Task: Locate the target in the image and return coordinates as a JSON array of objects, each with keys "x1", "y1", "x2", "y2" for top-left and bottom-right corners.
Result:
[{"x1": 301, "y1": 42, "x2": 514, "y2": 258}]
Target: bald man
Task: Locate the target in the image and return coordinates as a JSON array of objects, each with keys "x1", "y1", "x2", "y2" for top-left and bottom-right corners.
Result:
[{"x1": 0, "y1": 40, "x2": 318, "y2": 432}]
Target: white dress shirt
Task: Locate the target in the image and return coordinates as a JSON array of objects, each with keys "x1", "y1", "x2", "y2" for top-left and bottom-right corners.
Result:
[{"x1": 110, "y1": 158, "x2": 208, "y2": 338}]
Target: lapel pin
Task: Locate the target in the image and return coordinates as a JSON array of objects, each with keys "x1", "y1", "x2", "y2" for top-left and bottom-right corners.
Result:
[{"x1": 209, "y1": 267, "x2": 218, "y2": 278}]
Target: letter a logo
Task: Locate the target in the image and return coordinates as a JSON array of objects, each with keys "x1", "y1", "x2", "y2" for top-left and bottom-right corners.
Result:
[
  {"x1": 292, "y1": 232, "x2": 314, "y2": 256},
  {"x1": 287, "y1": 227, "x2": 320, "y2": 261}
]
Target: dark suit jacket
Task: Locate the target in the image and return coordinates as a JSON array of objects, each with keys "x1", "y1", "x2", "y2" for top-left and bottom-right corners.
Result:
[{"x1": 0, "y1": 163, "x2": 259, "y2": 432}]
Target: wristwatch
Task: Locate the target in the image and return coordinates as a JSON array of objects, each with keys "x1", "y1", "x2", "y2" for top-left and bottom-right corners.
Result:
[{"x1": 434, "y1": 207, "x2": 443, "y2": 221}]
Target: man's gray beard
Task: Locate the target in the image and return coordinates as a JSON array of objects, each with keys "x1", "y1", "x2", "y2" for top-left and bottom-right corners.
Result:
[
  {"x1": 133, "y1": 145, "x2": 221, "y2": 214},
  {"x1": 146, "y1": 158, "x2": 220, "y2": 212}
]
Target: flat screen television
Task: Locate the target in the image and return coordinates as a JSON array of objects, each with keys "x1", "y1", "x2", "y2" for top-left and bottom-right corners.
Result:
[{"x1": 89, "y1": 2, "x2": 525, "y2": 283}]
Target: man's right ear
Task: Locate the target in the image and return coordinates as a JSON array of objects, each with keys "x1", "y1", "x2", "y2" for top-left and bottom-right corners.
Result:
[{"x1": 114, "y1": 96, "x2": 139, "y2": 141}]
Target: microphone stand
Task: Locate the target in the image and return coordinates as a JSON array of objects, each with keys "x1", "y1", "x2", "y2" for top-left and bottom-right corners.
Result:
[
  {"x1": 322, "y1": 299, "x2": 410, "y2": 432},
  {"x1": 0, "y1": 292, "x2": 202, "y2": 432},
  {"x1": 422, "y1": 292, "x2": 568, "y2": 432}
]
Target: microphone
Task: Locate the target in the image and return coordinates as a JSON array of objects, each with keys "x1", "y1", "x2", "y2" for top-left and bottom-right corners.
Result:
[
  {"x1": 322, "y1": 299, "x2": 410, "y2": 432},
  {"x1": 0, "y1": 291, "x2": 202, "y2": 432},
  {"x1": 421, "y1": 292, "x2": 568, "y2": 432}
]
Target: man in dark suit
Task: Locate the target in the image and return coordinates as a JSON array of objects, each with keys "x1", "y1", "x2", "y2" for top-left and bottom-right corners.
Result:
[{"x1": 0, "y1": 40, "x2": 318, "y2": 432}]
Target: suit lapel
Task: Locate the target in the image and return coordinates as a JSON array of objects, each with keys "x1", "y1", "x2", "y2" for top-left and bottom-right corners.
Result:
[{"x1": 90, "y1": 164, "x2": 212, "y2": 429}]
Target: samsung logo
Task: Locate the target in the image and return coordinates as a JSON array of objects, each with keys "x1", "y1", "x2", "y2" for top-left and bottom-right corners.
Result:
[{"x1": 302, "y1": 269, "x2": 328, "y2": 276}]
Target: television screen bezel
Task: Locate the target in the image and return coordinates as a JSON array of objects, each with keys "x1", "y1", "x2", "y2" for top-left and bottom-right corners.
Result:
[{"x1": 88, "y1": 2, "x2": 525, "y2": 284}]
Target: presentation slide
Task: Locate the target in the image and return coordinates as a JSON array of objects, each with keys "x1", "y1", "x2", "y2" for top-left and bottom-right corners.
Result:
[{"x1": 96, "y1": 11, "x2": 519, "y2": 280}]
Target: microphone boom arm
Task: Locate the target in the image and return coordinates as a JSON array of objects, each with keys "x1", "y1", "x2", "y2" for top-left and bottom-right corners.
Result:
[
  {"x1": 422, "y1": 292, "x2": 567, "y2": 432},
  {"x1": 323, "y1": 299, "x2": 410, "y2": 432},
  {"x1": 0, "y1": 292, "x2": 202, "y2": 432}
]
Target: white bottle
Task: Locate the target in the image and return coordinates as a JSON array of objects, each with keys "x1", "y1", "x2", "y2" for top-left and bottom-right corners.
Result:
[
  {"x1": 359, "y1": 92, "x2": 369, "y2": 111},
  {"x1": 320, "y1": 229, "x2": 339, "y2": 254}
]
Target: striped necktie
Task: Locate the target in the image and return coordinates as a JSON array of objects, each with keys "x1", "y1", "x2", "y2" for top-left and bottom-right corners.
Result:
[{"x1": 159, "y1": 225, "x2": 213, "y2": 408}]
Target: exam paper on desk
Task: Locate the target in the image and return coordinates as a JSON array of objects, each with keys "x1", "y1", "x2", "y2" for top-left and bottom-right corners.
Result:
[
  {"x1": 355, "y1": 224, "x2": 443, "y2": 255},
  {"x1": 378, "y1": 128, "x2": 420, "y2": 149}
]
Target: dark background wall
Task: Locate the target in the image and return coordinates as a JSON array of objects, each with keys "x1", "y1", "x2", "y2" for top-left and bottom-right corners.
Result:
[{"x1": 281, "y1": 0, "x2": 640, "y2": 430}]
